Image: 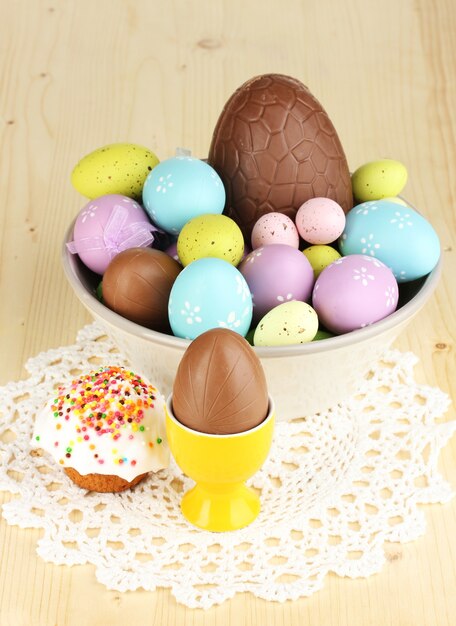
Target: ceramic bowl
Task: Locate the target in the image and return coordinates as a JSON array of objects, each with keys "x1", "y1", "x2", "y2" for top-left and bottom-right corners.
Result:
[{"x1": 62, "y1": 214, "x2": 441, "y2": 421}]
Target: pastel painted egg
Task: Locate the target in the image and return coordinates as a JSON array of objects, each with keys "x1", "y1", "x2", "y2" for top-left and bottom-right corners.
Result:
[
  {"x1": 254, "y1": 301, "x2": 318, "y2": 346},
  {"x1": 165, "y1": 241, "x2": 180, "y2": 263},
  {"x1": 312, "y1": 254, "x2": 399, "y2": 334},
  {"x1": 303, "y1": 245, "x2": 341, "y2": 278},
  {"x1": 339, "y1": 200, "x2": 440, "y2": 282},
  {"x1": 71, "y1": 143, "x2": 159, "y2": 200},
  {"x1": 251, "y1": 212, "x2": 299, "y2": 249},
  {"x1": 142, "y1": 156, "x2": 225, "y2": 235},
  {"x1": 239, "y1": 244, "x2": 314, "y2": 322},
  {"x1": 177, "y1": 214, "x2": 244, "y2": 266},
  {"x1": 168, "y1": 258, "x2": 252, "y2": 340},
  {"x1": 67, "y1": 194, "x2": 157, "y2": 275},
  {"x1": 351, "y1": 159, "x2": 407, "y2": 203},
  {"x1": 295, "y1": 198, "x2": 346, "y2": 244}
]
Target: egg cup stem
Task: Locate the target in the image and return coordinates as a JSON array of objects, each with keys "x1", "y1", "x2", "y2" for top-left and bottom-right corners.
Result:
[{"x1": 181, "y1": 481, "x2": 260, "y2": 532}]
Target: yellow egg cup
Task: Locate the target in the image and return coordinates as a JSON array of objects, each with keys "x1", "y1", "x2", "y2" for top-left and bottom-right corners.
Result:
[{"x1": 165, "y1": 395, "x2": 275, "y2": 532}]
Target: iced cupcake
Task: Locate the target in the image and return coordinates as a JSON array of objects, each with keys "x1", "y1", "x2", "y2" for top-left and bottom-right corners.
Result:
[{"x1": 32, "y1": 366, "x2": 169, "y2": 492}]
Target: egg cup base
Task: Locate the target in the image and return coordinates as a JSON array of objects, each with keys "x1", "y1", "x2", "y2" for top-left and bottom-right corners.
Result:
[{"x1": 181, "y1": 481, "x2": 260, "y2": 532}]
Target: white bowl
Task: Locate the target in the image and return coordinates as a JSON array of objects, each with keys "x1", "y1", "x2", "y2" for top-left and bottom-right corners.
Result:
[{"x1": 62, "y1": 218, "x2": 441, "y2": 421}]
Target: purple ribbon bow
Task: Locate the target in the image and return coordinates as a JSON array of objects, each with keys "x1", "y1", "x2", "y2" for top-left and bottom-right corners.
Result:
[{"x1": 66, "y1": 204, "x2": 160, "y2": 259}]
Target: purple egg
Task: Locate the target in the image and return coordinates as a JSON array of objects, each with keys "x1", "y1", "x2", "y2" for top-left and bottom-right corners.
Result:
[
  {"x1": 239, "y1": 244, "x2": 314, "y2": 321},
  {"x1": 67, "y1": 194, "x2": 158, "y2": 274},
  {"x1": 165, "y1": 241, "x2": 181, "y2": 263},
  {"x1": 312, "y1": 254, "x2": 399, "y2": 334}
]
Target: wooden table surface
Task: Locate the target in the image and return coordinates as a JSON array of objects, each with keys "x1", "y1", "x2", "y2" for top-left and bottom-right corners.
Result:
[{"x1": 1, "y1": 1, "x2": 455, "y2": 624}]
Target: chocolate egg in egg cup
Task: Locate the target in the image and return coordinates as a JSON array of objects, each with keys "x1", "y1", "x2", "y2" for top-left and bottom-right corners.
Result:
[{"x1": 166, "y1": 328, "x2": 275, "y2": 531}]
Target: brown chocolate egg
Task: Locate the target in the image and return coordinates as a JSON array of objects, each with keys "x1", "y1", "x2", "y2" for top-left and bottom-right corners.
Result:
[
  {"x1": 102, "y1": 247, "x2": 181, "y2": 332},
  {"x1": 207, "y1": 73, "x2": 353, "y2": 238},
  {"x1": 172, "y1": 328, "x2": 269, "y2": 435}
]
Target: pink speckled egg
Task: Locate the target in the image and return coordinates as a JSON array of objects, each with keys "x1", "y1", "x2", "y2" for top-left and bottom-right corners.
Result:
[
  {"x1": 67, "y1": 194, "x2": 157, "y2": 274},
  {"x1": 296, "y1": 197, "x2": 346, "y2": 244},
  {"x1": 239, "y1": 244, "x2": 314, "y2": 322},
  {"x1": 312, "y1": 254, "x2": 398, "y2": 334},
  {"x1": 251, "y1": 212, "x2": 299, "y2": 249}
]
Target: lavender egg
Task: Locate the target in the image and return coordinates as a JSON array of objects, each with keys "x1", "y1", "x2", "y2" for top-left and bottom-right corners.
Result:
[
  {"x1": 239, "y1": 244, "x2": 314, "y2": 322},
  {"x1": 67, "y1": 194, "x2": 157, "y2": 275},
  {"x1": 312, "y1": 254, "x2": 398, "y2": 334}
]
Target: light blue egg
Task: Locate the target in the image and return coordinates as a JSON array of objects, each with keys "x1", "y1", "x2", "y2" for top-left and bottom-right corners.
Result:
[
  {"x1": 339, "y1": 200, "x2": 440, "y2": 282},
  {"x1": 168, "y1": 258, "x2": 253, "y2": 340},
  {"x1": 142, "y1": 156, "x2": 225, "y2": 234}
]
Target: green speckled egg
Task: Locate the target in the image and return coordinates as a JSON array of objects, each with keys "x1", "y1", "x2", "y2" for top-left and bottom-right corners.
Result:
[
  {"x1": 313, "y1": 329, "x2": 334, "y2": 341},
  {"x1": 254, "y1": 301, "x2": 318, "y2": 346},
  {"x1": 177, "y1": 214, "x2": 244, "y2": 267},
  {"x1": 71, "y1": 143, "x2": 160, "y2": 200},
  {"x1": 351, "y1": 159, "x2": 407, "y2": 203}
]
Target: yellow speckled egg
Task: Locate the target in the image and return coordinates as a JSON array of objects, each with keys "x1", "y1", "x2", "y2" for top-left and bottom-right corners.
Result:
[
  {"x1": 303, "y1": 245, "x2": 341, "y2": 278},
  {"x1": 71, "y1": 143, "x2": 160, "y2": 200},
  {"x1": 254, "y1": 301, "x2": 318, "y2": 346},
  {"x1": 177, "y1": 214, "x2": 244, "y2": 267},
  {"x1": 351, "y1": 159, "x2": 407, "y2": 203}
]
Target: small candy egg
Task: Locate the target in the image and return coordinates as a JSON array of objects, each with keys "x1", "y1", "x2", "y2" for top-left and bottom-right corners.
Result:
[
  {"x1": 254, "y1": 301, "x2": 318, "y2": 346},
  {"x1": 312, "y1": 254, "x2": 399, "y2": 334},
  {"x1": 381, "y1": 196, "x2": 409, "y2": 207},
  {"x1": 295, "y1": 198, "x2": 346, "y2": 244},
  {"x1": 351, "y1": 159, "x2": 407, "y2": 203},
  {"x1": 71, "y1": 143, "x2": 159, "y2": 200},
  {"x1": 177, "y1": 214, "x2": 244, "y2": 266},
  {"x1": 239, "y1": 244, "x2": 314, "y2": 322},
  {"x1": 313, "y1": 329, "x2": 334, "y2": 341},
  {"x1": 303, "y1": 245, "x2": 341, "y2": 278},
  {"x1": 168, "y1": 258, "x2": 252, "y2": 340},
  {"x1": 66, "y1": 194, "x2": 158, "y2": 275},
  {"x1": 165, "y1": 242, "x2": 180, "y2": 263},
  {"x1": 339, "y1": 200, "x2": 440, "y2": 282},
  {"x1": 142, "y1": 156, "x2": 225, "y2": 234},
  {"x1": 251, "y1": 212, "x2": 299, "y2": 249},
  {"x1": 103, "y1": 248, "x2": 181, "y2": 332},
  {"x1": 96, "y1": 281, "x2": 103, "y2": 303}
]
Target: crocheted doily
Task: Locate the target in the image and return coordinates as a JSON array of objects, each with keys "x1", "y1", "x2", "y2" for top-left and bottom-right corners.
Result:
[{"x1": 0, "y1": 323, "x2": 454, "y2": 609}]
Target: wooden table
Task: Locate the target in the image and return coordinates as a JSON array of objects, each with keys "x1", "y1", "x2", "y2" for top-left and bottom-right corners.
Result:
[{"x1": 1, "y1": 1, "x2": 455, "y2": 624}]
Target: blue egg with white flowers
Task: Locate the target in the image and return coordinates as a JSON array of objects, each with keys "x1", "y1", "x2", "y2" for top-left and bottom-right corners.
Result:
[
  {"x1": 168, "y1": 258, "x2": 253, "y2": 340},
  {"x1": 339, "y1": 200, "x2": 440, "y2": 282},
  {"x1": 142, "y1": 156, "x2": 225, "y2": 234}
]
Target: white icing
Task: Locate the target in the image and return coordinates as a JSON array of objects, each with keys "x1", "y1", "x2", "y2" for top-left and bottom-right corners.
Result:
[{"x1": 31, "y1": 367, "x2": 169, "y2": 482}]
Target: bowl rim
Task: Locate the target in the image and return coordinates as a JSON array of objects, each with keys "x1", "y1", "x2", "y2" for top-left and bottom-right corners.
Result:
[
  {"x1": 165, "y1": 393, "x2": 275, "y2": 438},
  {"x1": 61, "y1": 205, "x2": 442, "y2": 359}
]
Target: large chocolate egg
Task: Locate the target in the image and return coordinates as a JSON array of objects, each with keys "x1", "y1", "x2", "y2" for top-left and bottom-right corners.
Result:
[
  {"x1": 102, "y1": 247, "x2": 181, "y2": 332},
  {"x1": 208, "y1": 74, "x2": 353, "y2": 238},
  {"x1": 172, "y1": 328, "x2": 269, "y2": 435}
]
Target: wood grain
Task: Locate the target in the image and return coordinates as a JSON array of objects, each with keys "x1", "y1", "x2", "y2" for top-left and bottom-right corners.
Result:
[{"x1": 0, "y1": 0, "x2": 455, "y2": 624}]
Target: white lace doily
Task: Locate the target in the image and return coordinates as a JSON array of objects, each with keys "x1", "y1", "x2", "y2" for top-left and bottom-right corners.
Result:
[{"x1": 0, "y1": 323, "x2": 454, "y2": 609}]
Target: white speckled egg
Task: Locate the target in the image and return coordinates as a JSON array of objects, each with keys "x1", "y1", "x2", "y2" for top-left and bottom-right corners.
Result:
[
  {"x1": 251, "y1": 212, "x2": 299, "y2": 249},
  {"x1": 254, "y1": 301, "x2": 318, "y2": 346},
  {"x1": 295, "y1": 198, "x2": 346, "y2": 244}
]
